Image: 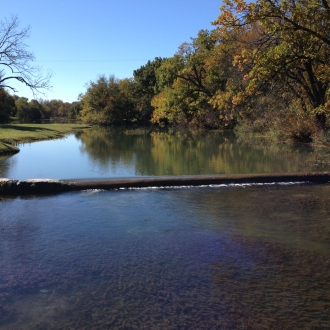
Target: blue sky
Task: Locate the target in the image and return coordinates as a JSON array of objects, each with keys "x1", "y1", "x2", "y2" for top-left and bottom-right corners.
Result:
[{"x1": 3, "y1": 1, "x2": 223, "y2": 102}]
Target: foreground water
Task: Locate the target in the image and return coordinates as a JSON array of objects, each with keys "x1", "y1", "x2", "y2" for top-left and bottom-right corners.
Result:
[
  {"x1": 1, "y1": 184, "x2": 330, "y2": 329},
  {"x1": 1, "y1": 128, "x2": 330, "y2": 329},
  {"x1": 1, "y1": 127, "x2": 330, "y2": 180}
]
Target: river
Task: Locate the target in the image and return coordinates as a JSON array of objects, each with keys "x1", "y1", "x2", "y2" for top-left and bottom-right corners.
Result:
[
  {"x1": 1, "y1": 127, "x2": 330, "y2": 179},
  {"x1": 0, "y1": 128, "x2": 330, "y2": 329}
]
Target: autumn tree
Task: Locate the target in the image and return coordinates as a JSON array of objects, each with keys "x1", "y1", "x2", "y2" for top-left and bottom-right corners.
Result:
[
  {"x1": 151, "y1": 30, "x2": 236, "y2": 128},
  {"x1": 213, "y1": 0, "x2": 330, "y2": 127}
]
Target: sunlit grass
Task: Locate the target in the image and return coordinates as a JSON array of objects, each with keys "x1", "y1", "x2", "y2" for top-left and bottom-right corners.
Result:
[{"x1": 0, "y1": 123, "x2": 91, "y2": 155}]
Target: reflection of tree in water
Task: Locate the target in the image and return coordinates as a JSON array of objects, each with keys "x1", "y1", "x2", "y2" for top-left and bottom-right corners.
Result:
[
  {"x1": 0, "y1": 154, "x2": 17, "y2": 178},
  {"x1": 76, "y1": 127, "x2": 328, "y2": 176},
  {"x1": 76, "y1": 128, "x2": 152, "y2": 171}
]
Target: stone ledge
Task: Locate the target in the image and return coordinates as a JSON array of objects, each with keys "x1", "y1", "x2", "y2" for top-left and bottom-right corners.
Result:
[
  {"x1": 0, "y1": 179, "x2": 73, "y2": 195},
  {"x1": 1, "y1": 172, "x2": 330, "y2": 196}
]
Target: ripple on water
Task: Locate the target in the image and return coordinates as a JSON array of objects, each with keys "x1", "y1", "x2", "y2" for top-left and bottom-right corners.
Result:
[{"x1": 0, "y1": 185, "x2": 330, "y2": 329}]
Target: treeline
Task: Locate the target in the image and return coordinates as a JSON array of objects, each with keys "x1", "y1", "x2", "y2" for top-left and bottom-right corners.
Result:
[
  {"x1": 77, "y1": 0, "x2": 330, "y2": 141},
  {"x1": 0, "y1": 89, "x2": 81, "y2": 122},
  {"x1": 2, "y1": 0, "x2": 330, "y2": 141}
]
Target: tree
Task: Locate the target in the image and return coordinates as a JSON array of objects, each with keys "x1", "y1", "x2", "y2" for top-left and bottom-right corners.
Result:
[
  {"x1": 80, "y1": 75, "x2": 137, "y2": 125},
  {"x1": 133, "y1": 57, "x2": 165, "y2": 122},
  {"x1": 151, "y1": 30, "x2": 230, "y2": 127},
  {"x1": 0, "y1": 15, "x2": 51, "y2": 96},
  {"x1": 15, "y1": 97, "x2": 46, "y2": 121},
  {"x1": 68, "y1": 102, "x2": 82, "y2": 119},
  {"x1": 133, "y1": 57, "x2": 165, "y2": 95},
  {"x1": 213, "y1": 0, "x2": 330, "y2": 126},
  {"x1": 0, "y1": 88, "x2": 16, "y2": 122}
]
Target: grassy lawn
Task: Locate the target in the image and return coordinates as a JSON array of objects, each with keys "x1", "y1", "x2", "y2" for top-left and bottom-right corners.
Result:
[{"x1": 0, "y1": 123, "x2": 91, "y2": 155}]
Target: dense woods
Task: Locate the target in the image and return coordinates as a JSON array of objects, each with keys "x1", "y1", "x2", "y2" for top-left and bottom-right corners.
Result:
[{"x1": 1, "y1": 0, "x2": 330, "y2": 142}]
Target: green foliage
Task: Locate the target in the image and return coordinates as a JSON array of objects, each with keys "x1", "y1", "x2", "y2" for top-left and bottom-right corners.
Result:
[
  {"x1": 151, "y1": 30, "x2": 227, "y2": 128},
  {"x1": 133, "y1": 57, "x2": 165, "y2": 122},
  {"x1": 16, "y1": 97, "x2": 40, "y2": 121},
  {"x1": 213, "y1": 0, "x2": 330, "y2": 129},
  {"x1": 40, "y1": 99, "x2": 79, "y2": 119},
  {"x1": 154, "y1": 56, "x2": 184, "y2": 93},
  {"x1": 0, "y1": 89, "x2": 16, "y2": 122},
  {"x1": 76, "y1": 1, "x2": 330, "y2": 136},
  {"x1": 134, "y1": 57, "x2": 165, "y2": 94},
  {"x1": 8, "y1": 0, "x2": 326, "y2": 142},
  {"x1": 68, "y1": 102, "x2": 82, "y2": 119},
  {"x1": 80, "y1": 75, "x2": 137, "y2": 125}
]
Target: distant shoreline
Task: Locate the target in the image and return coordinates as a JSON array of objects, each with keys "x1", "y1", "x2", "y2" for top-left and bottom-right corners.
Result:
[{"x1": 0, "y1": 123, "x2": 91, "y2": 156}]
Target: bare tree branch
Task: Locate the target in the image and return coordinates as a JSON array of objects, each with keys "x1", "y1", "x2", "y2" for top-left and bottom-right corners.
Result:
[{"x1": 0, "y1": 15, "x2": 52, "y2": 97}]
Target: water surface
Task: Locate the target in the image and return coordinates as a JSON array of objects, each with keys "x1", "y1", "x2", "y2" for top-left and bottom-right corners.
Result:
[
  {"x1": 1, "y1": 127, "x2": 330, "y2": 329},
  {"x1": 1, "y1": 184, "x2": 330, "y2": 329},
  {"x1": 1, "y1": 127, "x2": 329, "y2": 180}
]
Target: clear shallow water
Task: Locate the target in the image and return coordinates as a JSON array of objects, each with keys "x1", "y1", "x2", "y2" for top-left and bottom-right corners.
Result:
[
  {"x1": 1, "y1": 184, "x2": 330, "y2": 329},
  {"x1": 1, "y1": 127, "x2": 330, "y2": 180}
]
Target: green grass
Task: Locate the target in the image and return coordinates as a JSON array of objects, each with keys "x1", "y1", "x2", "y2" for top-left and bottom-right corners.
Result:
[
  {"x1": 0, "y1": 142, "x2": 20, "y2": 155},
  {"x1": 0, "y1": 123, "x2": 91, "y2": 155}
]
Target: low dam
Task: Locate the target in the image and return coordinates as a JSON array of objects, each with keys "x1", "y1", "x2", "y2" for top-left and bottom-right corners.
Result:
[{"x1": 1, "y1": 172, "x2": 330, "y2": 195}]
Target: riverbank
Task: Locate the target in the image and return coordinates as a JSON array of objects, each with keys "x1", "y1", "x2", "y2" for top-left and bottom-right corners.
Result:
[{"x1": 0, "y1": 123, "x2": 91, "y2": 155}]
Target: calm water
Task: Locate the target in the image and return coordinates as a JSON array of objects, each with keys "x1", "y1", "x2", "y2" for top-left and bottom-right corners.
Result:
[
  {"x1": 1, "y1": 127, "x2": 330, "y2": 180},
  {"x1": 1, "y1": 128, "x2": 330, "y2": 329},
  {"x1": 1, "y1": 184, "x2": 330, "y2": 329}
]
